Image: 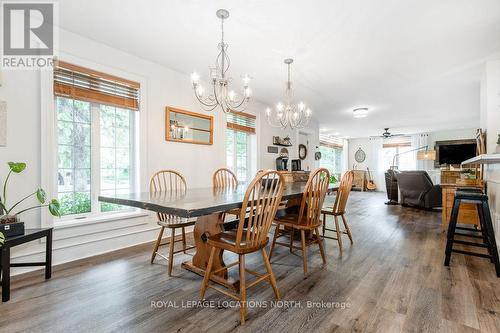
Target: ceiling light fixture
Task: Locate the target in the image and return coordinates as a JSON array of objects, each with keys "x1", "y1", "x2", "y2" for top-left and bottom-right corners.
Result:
[
  {"x1": 353, "y1": 107, "x2": 368, "y2": 118},
  {"x1": 190, "y1": 9, "x2": 251, "y2": 113},
  {"x1": 265, "y1": 58, "x2": 311, "y2": 129}
]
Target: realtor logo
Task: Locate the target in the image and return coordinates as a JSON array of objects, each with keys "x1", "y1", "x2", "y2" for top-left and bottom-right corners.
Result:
[{"x1": 1, "y1": 1, "x2": 57, "y2": 69}]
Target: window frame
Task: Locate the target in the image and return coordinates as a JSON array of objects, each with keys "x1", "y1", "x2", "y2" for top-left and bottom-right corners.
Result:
[
  {"x1": 226, "y1": 128, "x2": 254, "y2": 183},
  {"x1": 319, "y1": 144, "x2": 343, "y2": 181},
  {"x1": 41, "y1": 62, "x2": 147, "y2": 228}
]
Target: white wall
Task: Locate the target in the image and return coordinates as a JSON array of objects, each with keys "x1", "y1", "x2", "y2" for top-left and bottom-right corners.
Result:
[
  {"x1": 347, "y1": 128, "x2": 477, "y2": 191},
  {"x1": 0, "y1": 28, "x2": 318, "y2": 275},
  {"x1": 480, "y1": 59, "x2": 500, "y2": 248}
]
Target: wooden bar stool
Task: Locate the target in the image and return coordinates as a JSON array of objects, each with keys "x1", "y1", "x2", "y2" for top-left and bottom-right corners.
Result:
[
  {"x1": 269, "y1": 168, "x2": 330, "y2": 275},
  {"x1": 444, "y1": 191, "x2": 500, "y2": 277},
  {"x1": 321, "y1": 170, "x2": 354, "y2": 253},
  {"x1": 199, "y1": 171, "x2": 284, "y2": 325},
  {"x1": 150, "y1": 170, "x2": 196, "y2": 276}
]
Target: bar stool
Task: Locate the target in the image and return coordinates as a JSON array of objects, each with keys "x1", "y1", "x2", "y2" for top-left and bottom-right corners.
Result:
[{"x1": 444, "y1": 191, "x2": 500, "y2": 277}]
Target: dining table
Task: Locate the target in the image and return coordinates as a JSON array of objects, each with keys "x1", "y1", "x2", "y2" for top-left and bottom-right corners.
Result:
[{"x1": 99, "y1": 182, "x2": 338, "y2": 290}]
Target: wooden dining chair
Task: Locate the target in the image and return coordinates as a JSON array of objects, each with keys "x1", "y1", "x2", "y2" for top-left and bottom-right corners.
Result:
[
  {"x1": 213, "y1": 168, "x2": 241, "y2": 218},
  {"x1": 269, "y1": 168, "x2": 330, "y2": 275},
  {"x1": 150, "y1": 170, "x2": 196, "y2": 276},
  {"x1": 321, "y1": 170, "x2": 354, "y2": 253},
  {"x1": 200, "y1": 171, "x2": 284, "y2": 325}
]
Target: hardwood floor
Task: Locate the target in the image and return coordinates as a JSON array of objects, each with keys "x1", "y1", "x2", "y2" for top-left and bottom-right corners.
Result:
[{"x1": 1, "y1": 192, "x2": 499, "y2": 332}]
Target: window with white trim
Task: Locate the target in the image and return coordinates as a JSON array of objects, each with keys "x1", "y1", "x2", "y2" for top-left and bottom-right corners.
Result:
[
  {"x1": 319, "y1": 135, "x2": 343, "y2": 181},
  {"x1": 54, "y1": 61, "x2": 139, "y2": 219},
  {"x1": 225, "y1": 111, "x2": 256, "y2": 182}
]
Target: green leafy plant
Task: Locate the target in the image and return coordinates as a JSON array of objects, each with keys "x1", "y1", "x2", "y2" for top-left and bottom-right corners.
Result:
[
  {"x1": 329, "y1": 175, "x2": 337, "y2": 184},
  {"x1": 0, "y1": 162, "x2": 60, "y2": 222}
]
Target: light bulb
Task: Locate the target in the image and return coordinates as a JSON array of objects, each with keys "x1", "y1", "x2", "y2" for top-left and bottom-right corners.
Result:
[
  {"x1": 228, "y1": 90, "x2": 235, "y2": 101},
  {"x1": 277, "y1": 103, "x2": 284, "y2": 111},
  {"x1": 242, "y1": 75, "x2": 250, "y2": 86},
  {"x1": 265, "y1": 107, "x2": 271, "y2": 116},
  {"x1": 298, "y1": 102, "x2": 305, "y2": 111},
  {"x1": 306, "y1": 108, "x2": 312, "y2": 116},
  {"x1": 277, "y1": 112, "x2": 283, "y2": 119},
  {"x1": 293, "y1": 112, "x2": 298, "y2": 119},
  {"x1": 196, "y1": 85, "x2": 204, "y2": 96},
  {"x1": 191, "y1": 72, "x2": 200, "y2": 84},
  {"x1": 184, "y1": 126, "x2": 189, "y2": 132},
  {"x1": 245, "y1": 87, "x2": 252, "y2": 97}
]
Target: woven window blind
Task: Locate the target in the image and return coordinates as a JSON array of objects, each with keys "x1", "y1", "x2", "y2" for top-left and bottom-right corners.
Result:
[
  {"x1": 382, "y1": 137, "x2": 411, "y2": 148},
  {"x1": 320, "y1": 134, "x2": 344, "y2": 149},
  {"x1": 226, "y1": 111, "x2": 256, "y2": 134},
  {"x1": 54, "y1": 61, "x2": 140, "y2": 110}
]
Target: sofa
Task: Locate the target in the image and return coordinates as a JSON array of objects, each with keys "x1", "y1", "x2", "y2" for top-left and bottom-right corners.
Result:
[{"x1": 395, "y1": 171, "x2": 442, "y2": 209}]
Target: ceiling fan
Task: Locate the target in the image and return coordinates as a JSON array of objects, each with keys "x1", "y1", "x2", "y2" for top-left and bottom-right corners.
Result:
[{"x1": 370, "y1": 128, "x2": 405, "y2": 139}]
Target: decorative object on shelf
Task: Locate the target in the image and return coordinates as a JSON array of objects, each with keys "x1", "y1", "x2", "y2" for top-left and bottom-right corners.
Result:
[
  {"x1": 190, "y1": 9, "x2": 251, "y2": 113},
  {"x1": 265, "y1": 58, "x2": 311, "y2": 129},
  {"x1": 354, "y1": 148, "x2": 366, "y2": 163},
  {"x1": 0, "y1": 162, "x2": 60, "y2": 236},
  {"x1": 279, "y1": 148, "x2": 289, "y2": 158},
  {"x1": 272, "y1": 136, "x2": 293, "y2": 146},
  {"x1": 314, "y1": 151, "x2": 322, "y2": 160},
  {"x1": 0, "y1": 101, "x2": 6, "y2": 146},
  {"x1": 460, "y1": 168, "x2": 477, "y2": 180},
  {"x1": 267, "y1": 146, "x2": 279, "y2": 154},
  {"x1": 165, "y1": 106, "x2": 213, "y2": 145},
  {"x1": 298, "y1": 144, "x2": 307, "y2": 160}
]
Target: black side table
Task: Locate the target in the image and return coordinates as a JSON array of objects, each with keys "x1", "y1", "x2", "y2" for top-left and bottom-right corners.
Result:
[{"x1": 1, "y1": 228, "x2": 53, "y2": 302}]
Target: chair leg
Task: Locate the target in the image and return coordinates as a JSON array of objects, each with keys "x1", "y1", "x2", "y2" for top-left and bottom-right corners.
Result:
[
  {"x1": 289, "y1": 228, "x2": 294, "y2": 253},
  {"x1": 261, "y1": 248, "x2": 280, "y2": 300},
  {"x1": 239, "y1": 254, "x2": 247, "y2": 325},
  {"x1": 444, "y1": 199, "x2": 460, "y2": 266},
  {"x1": 150, "y1": 226, "x2": 165, "y2": 264},
  {"x1": 322, "y1": 213, "x2": 326, "y2": 237},
  {"x1": 341, "y1": 214, "x2": 353, "y2": 244},
  {"x1": 334, "y1": 216, "x2": 343, "y2": 253},
  {"x1": 269, "y1": 225, "x2": 279, "y2": 260},
  {"x1": 300, "y1": 230, "x2": 308, "y2": 275},
  {"x1": 200, "y1": 247, "x2": 216, "y2": 299},
  {"x1": 481, "y1": 201, "x2": 500, "y2": 277},
  {"x1": 315, "y1": 227, "x2": 326, "y2": 265},
  {"x1": 168, "y1": 227, "x2": 176, "y2": 276},
  {"x1": 181, "y1": 227, "x2": 187, "y2": 254}
]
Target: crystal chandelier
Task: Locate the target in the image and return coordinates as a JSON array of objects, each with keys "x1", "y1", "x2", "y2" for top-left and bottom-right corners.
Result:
[
  {"x1": 190, "y1": 9, "x2": 251, "y2": 113},
  {"x1": 265, "y1": 58, "x2": 311, "y2": 129}
]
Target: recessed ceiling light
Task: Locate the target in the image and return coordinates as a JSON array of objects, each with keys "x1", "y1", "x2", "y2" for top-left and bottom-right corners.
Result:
[{"x1": 353, "y1": 107, "x2": 368, "y2": 118}]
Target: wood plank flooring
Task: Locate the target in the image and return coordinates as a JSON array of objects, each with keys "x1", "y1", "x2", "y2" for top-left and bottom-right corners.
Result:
[{"x1": 1, "y1": 192, "x2": 499, "y2": 333}]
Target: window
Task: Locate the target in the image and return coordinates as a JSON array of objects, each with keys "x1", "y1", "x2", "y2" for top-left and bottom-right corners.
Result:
[
  {"x1": 226, "y1": 111, "x2": 256, "y2": 182},
  {"x1": 380, "y1": 138, "x2": 415, "y2": 171},
  {"x1": 54, "y1": 61, "x2": 139, "y2": 219},
  {"x1": 319, "y1": 135, "x2": 343, "y2": 181}
]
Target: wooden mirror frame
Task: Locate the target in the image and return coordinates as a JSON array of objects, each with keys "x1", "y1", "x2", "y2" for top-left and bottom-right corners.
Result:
[{"x1": 165, "y1": 106, "x2": 214, "y2": 145}]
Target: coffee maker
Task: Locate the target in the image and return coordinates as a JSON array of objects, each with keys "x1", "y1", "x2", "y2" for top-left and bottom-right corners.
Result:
[{"x1": 276, "y1": 156, "x2": 288, "y2": 171}]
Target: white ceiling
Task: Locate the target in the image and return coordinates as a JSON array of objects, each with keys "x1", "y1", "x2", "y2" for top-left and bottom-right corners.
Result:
[{"x1": 58, "y1": 0, "x2": 500, "y2": 138}]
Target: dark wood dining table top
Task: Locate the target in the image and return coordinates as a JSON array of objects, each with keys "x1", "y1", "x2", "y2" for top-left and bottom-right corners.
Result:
[{"x1": 99, "y1": 182, "x2": 338, "y2": 218}]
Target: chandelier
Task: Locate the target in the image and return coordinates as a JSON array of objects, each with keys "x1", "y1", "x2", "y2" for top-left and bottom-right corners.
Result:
[
  {"x1": 190, "y1": 9, "x2": 251, "y2": 113},
  {"x1": 265, "y1": 58, "x2": 311, "y2": 129}
]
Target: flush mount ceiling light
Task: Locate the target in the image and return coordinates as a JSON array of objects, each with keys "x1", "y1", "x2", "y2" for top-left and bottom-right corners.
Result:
[
  {"x1": 190, "y1": 9, "x2": 251, "y2": 113},
  {"x1": 353, "y1": 107, "x2": 369, "y2": 118}
]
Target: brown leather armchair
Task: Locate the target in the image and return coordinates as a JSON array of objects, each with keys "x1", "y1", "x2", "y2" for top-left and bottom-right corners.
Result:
[{"x1": 395, "y1": 171, "x2": 442, "y2": 209}]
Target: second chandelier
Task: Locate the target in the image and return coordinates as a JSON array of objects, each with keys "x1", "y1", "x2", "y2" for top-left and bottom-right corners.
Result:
[{"x1": 265, "y1": 58, "x2": 311, "y2": 129}]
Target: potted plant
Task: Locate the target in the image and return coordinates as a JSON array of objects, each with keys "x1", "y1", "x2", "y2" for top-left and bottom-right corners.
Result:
[{"x1": 0, "y1": 162, "x2": 60, "y2": 236}]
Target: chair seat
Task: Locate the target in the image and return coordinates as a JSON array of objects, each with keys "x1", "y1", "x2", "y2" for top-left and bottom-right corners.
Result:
[
  {"x1": 157, "y1": 216, "x2": 196, "y2": 228},
  {"x1": 226, "y1": 208, "x2": 242, "y2": 216},
  {"x1": 207, "y1": 231, "x2": 269, "y2": 254},
  {"x1": 321, "y1": 208, "x2": 343, "y2": 216},
  {"x1": 274, "y1": 213, "x2": 320, "y2": 230}
]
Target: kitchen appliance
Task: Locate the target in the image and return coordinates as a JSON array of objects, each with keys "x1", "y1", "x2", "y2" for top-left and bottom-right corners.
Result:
[{"x1": 276, "y1": 157, "x2": 288, "y2": 171}]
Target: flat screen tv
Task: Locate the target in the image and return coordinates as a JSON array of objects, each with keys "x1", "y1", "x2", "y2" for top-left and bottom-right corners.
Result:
[{"x1": 435, "y1": 140, "x2": 476, "y2": 167}]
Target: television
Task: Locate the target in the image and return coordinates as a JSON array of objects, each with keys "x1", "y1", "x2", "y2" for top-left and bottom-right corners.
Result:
[{"x1": 435, "y1": 140, "x2": 476, "y2": 167}]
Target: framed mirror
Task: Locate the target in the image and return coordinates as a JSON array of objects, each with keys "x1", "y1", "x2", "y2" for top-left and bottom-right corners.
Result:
[
  {"x1": 298, "y1": 144, "x2": 307, "y2": 160},
  {"x1": 165, "y1": 106, "x2": 213, "y2": 145}
]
